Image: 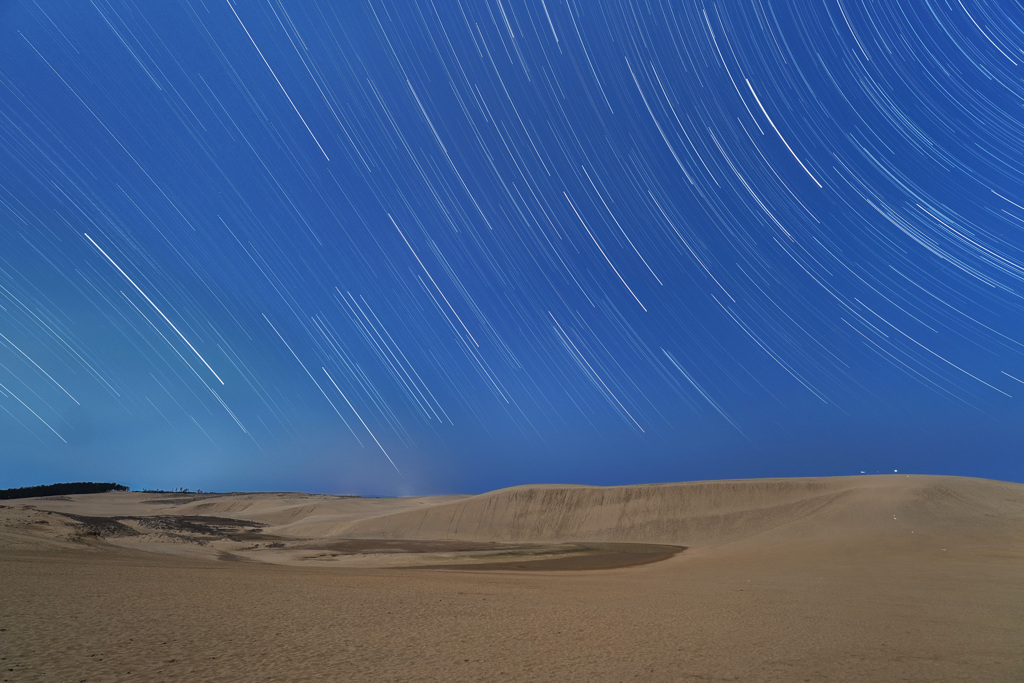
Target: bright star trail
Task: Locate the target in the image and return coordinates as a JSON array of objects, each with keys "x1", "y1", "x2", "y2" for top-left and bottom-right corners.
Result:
[{"x1": 1, "y1": 1, "x2": 1023, "y2": 494}]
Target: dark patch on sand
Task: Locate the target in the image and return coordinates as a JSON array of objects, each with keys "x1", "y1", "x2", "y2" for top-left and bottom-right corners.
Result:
[
  {"x1": 132, "y1": 515, "x2": 265, "y2": 536},
  {"x1": 49, "y1": 511, "x2": 273, "y2": 543},
  {"x1": 407, "y1": 542, "x2": 685, "y2": 571},
  {"x1": 57, "y1": 513, "x2": 140, "y2": 538},
  {"x1": 292, "y1": 539, "x2": 517, "y2": 554}
]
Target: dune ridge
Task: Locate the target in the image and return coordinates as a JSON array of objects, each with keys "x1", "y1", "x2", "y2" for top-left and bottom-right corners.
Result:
[
  {"x1": 6, "y1": 475, "x2": 1022, "y2": 554},
  {"x1": 320, "y1": 474, "x2": 1024, "y2": 548}
]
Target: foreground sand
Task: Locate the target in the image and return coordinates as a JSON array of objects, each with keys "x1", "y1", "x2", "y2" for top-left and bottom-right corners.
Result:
[{"x1": 2, "y1": 475, "x2": 1022, "y2": 681}]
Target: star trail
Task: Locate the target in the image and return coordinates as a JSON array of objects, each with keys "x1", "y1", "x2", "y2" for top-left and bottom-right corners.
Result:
[{"x1": 2, "y1": 1, "x2": 1023, "y2": 493}]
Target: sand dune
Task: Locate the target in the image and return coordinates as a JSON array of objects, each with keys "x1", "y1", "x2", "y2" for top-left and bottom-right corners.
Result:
[
  {"x1": 2, "y1": 474, "x2": 1023, "y2": 681},
  {"x1": 334, "y1": 474, "x2": 1024, "y2": 546},
  {"x1": 13, "y1": 474, "x2": 1016, "y2": 550}
]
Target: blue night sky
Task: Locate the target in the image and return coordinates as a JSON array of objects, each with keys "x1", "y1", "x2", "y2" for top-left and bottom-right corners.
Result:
[{"x1": 2, "y1": 1, "x2": 1023, "y2": 495}]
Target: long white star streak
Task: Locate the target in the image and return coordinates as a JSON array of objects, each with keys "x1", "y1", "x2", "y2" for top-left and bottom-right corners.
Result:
[
  {"x1": 224, "y1": 0, "x2": 330, "y2": 161},
  {"x1": 662, "y1": 349, "x2": 749, "y2": 441},
  {"x1": 84, "y1": 233, "x2": 224, "y2": 386},
  {"x1": 745, "y1": 79, "x2": 823, "y2": 189},
  {"x1": 0, "y1": 330, "x2": 78, "y2": 404},
  {"x1": 0, "y1": 380, "x2": 66, "y2": 442},
  {"x1": 262, "y1": 313, "x2": 362, "y2": 444},
  {"x1": 549, "y1": 311, "x2": 644, "y2": 433},
  {"x1": 563, "y1": 191, "x2": 647, "y2": 311},
  {"x1": 580, "y1": 165, "x2": 664, "y2": 285},
  {"x1": 338, "y1": 290, "x2": 450, "y2": 424},
  {"x1": 309, "y1": 313, "x2": 419, "y2": 445},
  {"x1": 322, "y1": 367, "x2": 402, "y2": 475},
  {"x1": 118, "y1": 293, "x2": 252, "y2": 434},
  {"x1": 389, "y1": 213, "x2": 479, "y2": 347}
]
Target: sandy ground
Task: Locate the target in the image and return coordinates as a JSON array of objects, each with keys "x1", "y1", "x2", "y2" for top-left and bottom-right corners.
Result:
[{"x1": 2, "y1": 475, "x2": 1022, "y2": 681}]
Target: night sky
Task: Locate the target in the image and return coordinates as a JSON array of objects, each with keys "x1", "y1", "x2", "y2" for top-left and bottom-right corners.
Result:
[{"x1": 2, "y1": 1, "x2": 1023, "y2": 495}]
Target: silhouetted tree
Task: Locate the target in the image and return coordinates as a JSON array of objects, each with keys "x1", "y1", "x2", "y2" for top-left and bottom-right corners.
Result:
[{"x1": 0, "y1": 482, "x2": 129, "y2": 499}]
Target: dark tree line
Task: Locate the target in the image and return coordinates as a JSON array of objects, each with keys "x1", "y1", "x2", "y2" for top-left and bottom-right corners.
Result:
[{"x1": 0, "y1": 482, "x2": 129, "y2": 499}]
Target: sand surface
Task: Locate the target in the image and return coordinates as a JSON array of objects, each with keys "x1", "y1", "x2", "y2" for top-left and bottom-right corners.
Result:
[{"x1": 2, "y1": 474, "x2": 1023, "y2": 681}]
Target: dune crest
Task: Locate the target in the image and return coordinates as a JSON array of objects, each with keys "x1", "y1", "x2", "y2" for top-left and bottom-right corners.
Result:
[
  {"x1": 332, "y1": 474, "x2": 1024, "y2": 546},
  {"x1": 5, "y1": 475, "x2": 1022, "y2": 555}
]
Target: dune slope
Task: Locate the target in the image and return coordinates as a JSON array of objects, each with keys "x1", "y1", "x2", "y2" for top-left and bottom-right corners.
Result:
[{"x1": 334, "y1": 474, "x2": 1024, "y2": 547}]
